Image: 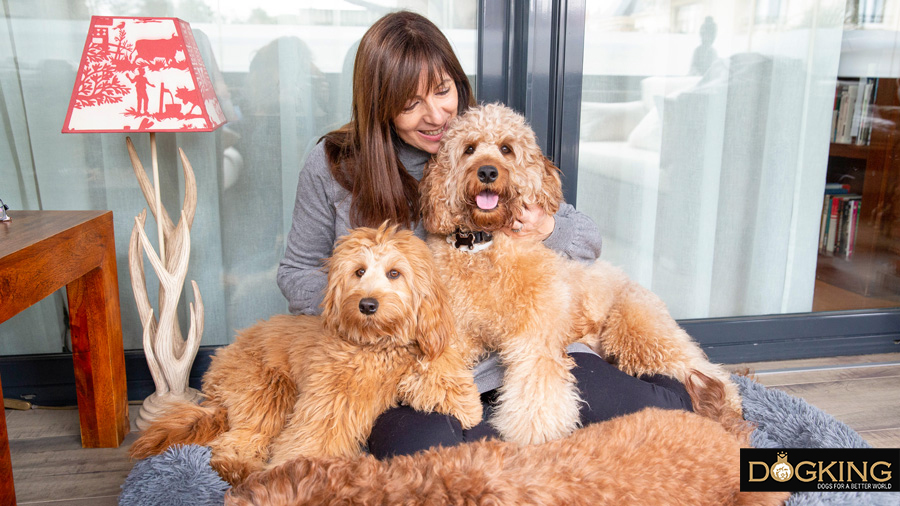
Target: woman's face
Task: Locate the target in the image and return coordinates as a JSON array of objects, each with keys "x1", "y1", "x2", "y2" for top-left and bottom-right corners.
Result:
[{"x1": 392, "y1": 74, "x2": 458, "y2": 154}]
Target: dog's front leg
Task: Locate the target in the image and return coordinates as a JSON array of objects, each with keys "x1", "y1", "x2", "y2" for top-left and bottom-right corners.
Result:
[
  {"x1": 209, "y1": 429, "x2": 271, "y2": 485},
  {"x1": 596, "y1": 283, "x2": 742, "y2": 414},
  {"x1": 266, "y1": 384, "x2": 394, "y2": 468},
  {"x1": 491, "y1": 336, "x2": 581, "y2": 445},
  {"x1": 398, "y1": 346, "x2": 482, "y2": 428}
]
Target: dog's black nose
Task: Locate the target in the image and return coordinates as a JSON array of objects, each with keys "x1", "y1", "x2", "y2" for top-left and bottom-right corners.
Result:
[
  {"x1": 477, "y1": 165, "x2": 498, "y2": 183},
  {"x1": 359, "y1": 298, "x2": 379, "y2": 315}
]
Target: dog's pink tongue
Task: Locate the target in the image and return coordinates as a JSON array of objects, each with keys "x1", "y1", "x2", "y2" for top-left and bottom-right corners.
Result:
[{"x1": 476, "y1": 191, "x2": 499, "y2": 210}]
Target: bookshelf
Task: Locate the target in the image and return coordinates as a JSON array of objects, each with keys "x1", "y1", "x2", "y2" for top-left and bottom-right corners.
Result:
[{"x1": 816, "y1": 77, "x2": 900, "y2": 304}]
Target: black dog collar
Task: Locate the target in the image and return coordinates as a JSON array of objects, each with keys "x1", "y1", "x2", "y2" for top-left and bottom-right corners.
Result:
[{"x1": 448, "y1": 229, "x2": 493, "y2": 252}]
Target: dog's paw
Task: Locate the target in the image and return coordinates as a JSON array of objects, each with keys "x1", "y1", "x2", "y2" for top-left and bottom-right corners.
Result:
[
  {"x1": 491, "y1": 401, "x2": 580, "y2": 445},
  {"x1": 490, "y1": 375, "x2": 582, "y2": 445},
  {"x1": 446, "y1": 382, "x2": 483, "y2": 429},
  {"x1": 210, "y1": 455, "x2": 264, "y2": 486},
  {"x1": 399, "y1": 371, "x2": 482, "y2": 427}
]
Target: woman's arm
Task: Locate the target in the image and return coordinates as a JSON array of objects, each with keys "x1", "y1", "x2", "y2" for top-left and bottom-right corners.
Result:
[
  {"x1": 506, "y1": 202, "x2": 603, "y2": 263},
  {"x1": 277, "y1": 144, "x2": 337, "y2": 315},
  {"x1": 543, "y1": 202, "x2": 603, "y2": 263}
]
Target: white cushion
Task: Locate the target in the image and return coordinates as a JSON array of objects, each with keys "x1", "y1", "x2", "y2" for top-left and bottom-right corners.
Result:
[
  {"x1": 621, "y1": 76, "x2": 702, "y2": 152},
  {"x1": 640, "y1": 76, "x2": 702, "y2": 112},
  {"x1": 626, "y1": 108, "x2": 661, "y2": 151},
  {"x1": 580, "y1": 100, "x2": 646, "y2": 142}
]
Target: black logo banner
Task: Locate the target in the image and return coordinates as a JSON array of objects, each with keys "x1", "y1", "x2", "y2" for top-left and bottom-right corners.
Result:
[{"x1": 741, "y1": 448, "x2": 899, "y2": 492}]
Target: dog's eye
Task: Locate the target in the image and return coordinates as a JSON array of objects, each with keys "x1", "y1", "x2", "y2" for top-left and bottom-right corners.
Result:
[
  {"x1": 387, "y1": 269, "x2": 401, "y2": 279},
  {"x1": 355, "y1": 268, "x2": 366, "y2": 278},
  {"x1": 500, "y1": 145, "x2": 512, "y2": 154},
  {"x1": 464, "y1": 145, "x2": 475, "y2": 155}
]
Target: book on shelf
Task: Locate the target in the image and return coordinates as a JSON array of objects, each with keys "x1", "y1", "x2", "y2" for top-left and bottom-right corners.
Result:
[
  {"x1": 857, "y1": 78, "x2": 877, "y2": 145},
  {"x1": 824, "y1": 182, "x2": 851, "y2": 194},
  {"x1": 834, "y1": 82, "x2": 857, "y2": 144},
  {"x1": 819, "y1": 193, "x2": 861, "y2": 258},
  {"x1": 831, "y1": 77, "x2": 878, "y2": 145}
]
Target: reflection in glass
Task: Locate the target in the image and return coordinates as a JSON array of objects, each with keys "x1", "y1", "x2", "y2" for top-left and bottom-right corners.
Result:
[{"x1": 575, "y1": 1, "x2": 897, "y2": 320}]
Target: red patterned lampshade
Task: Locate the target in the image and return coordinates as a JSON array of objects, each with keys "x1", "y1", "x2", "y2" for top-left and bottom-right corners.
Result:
[{"x1": 62, "y1": 16, "x2": 225, "y2": 133}]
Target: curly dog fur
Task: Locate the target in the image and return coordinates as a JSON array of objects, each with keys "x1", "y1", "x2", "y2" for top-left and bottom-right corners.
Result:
[
  {"x1": 129, "y1": 224, "x2": 482, "y2": 484},
  {"x1": 419, "y1": 103, "x2": 741, "y2": 445},
  {"x1": 226, "y1": 373, "x2": 789, "y2": 506}
]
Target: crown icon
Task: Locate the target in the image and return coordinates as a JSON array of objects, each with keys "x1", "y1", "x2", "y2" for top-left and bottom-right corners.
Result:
[{"x1": 777, "y1": 451, "x2": 787, "y2": 460}]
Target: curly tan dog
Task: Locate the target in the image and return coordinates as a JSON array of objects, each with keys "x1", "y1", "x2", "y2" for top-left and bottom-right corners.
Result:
[
  {"x1": 419, "y1": 103, "x2": 741, "y2": 445},
  {"x1": 130, "y1": 224, "x2": 482, "y2": 484},
  {"x1": 226, "y1": 373, "x2": 790, "y2": 506}
]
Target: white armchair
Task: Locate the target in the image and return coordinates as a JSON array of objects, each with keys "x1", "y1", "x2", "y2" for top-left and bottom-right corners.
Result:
[{"x1": 576, "y1": 76, "x2": 700, "y2": 287}]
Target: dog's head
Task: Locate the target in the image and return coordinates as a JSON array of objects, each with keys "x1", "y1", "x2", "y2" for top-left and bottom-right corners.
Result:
[
  {"x1": 420, "y1": 103, "x2": 563, "y2": 235},
  {"x1": 322, "y1": 223, "x2": 454, "y2": 360}
]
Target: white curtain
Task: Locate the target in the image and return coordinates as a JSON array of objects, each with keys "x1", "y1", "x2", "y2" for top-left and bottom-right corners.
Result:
[{"x1": 576, "y1": 1, "x2": 846, "y2": 319}]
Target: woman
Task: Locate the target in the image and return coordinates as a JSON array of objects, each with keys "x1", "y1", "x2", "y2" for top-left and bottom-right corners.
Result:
[{"x1": 277, "y1": 11, "x2": 692, "y2": 458}]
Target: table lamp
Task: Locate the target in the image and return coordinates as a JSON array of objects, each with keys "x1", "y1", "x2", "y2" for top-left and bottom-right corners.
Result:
[{"x1": 63, "y1": 16, "x2": 226, "y2": 429}]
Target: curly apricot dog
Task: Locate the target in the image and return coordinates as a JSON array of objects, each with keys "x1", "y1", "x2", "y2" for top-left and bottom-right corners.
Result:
[
  {"x1": 226, "y1": 373, "x2": 789, "y2": 506},
  {"x1": 419, "y1": 103, "x2": 740, "y2": 445},
  {"x1": 130, "y1": 224, "x2": 482, "y2": 484}
]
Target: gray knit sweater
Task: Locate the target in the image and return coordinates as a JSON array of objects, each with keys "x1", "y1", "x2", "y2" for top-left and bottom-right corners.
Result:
[{"x1": 277, "y1": 140, "x2": 603, "y2": 316}]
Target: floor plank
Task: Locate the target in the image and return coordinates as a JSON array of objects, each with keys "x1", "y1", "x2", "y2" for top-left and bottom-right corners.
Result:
[
  {"x1": 733, "y1": 352, "x2": 900, "y2": 373},
  {"x1": 6, "y1": 405, "x2": 140, "y2": 505},
  {"x1": 752, "y1": 363, "x2": 900, "y2": 387},
  {"x1": 5, "y1": 408, "x2": 83, "y2": 441},
  {"x1": 18, "y1": 497, "x2": 119, "y2": 506},
  {"x1": 858, "y1": 428, "x2": 900, "y2": 449},
  {"x1": 770, "y1": 377, "x2": 900, "y2": 433},
  {"x1": 9, "y1": 430, "x2": 138, "y2": 503}
]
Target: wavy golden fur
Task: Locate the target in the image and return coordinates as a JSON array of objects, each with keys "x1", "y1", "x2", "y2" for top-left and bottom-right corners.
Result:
[
  {"x1": 419, "y1": 103, "x2": 742, "y2": 445},
  {"x1": 226, "y1": 372, "x2": 789, "y2": 506},
  {"x1": 129, "y1": 224, "x2": 482, "y2": 484}
]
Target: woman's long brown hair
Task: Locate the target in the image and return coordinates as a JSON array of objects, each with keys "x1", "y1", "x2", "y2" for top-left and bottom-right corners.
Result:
[{"x1": 323, "y1": 11, "x2": 474, "y2": 229}]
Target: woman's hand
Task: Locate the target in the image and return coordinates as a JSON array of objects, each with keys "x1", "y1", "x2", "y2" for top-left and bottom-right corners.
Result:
[{"x1": 502, "y1": 204, "x2": 555, "y2": 242}]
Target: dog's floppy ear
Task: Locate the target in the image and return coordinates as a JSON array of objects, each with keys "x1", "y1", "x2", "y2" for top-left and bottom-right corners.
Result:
[
  {"x1": 419, "y1": 158, "x2": 457, "y2": 235},
  {"x1": 536, "y1": 155, "x2": 563, "y2": 216},
  {"x1": 321, "y1": 233, "x2": 361, "y2": 332},
  {"x1": 320, "y1": 260, "x2": 344, "y2": 334},
  {"x1": 405, "y1": 238, "x2": 453, "y2": 361},
  {"x1": 414, "y1": 267, "x2": 454, "y2": 361}
]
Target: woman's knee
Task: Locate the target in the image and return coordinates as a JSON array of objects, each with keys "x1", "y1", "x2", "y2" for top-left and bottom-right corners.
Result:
[
  {"x1": 569, "y1": 352, "x2": 693, "y2": 424},
  {"x1": 367, "y1": 405, "x2": 463, "y2": 459}
]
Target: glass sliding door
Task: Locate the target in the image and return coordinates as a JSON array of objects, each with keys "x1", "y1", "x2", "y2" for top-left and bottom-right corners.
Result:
[{"x1": 573, "y1": 0, "x2": 897, "y2": 323}]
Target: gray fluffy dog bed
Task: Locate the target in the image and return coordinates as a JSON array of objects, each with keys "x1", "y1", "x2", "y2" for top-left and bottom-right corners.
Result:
[{"x1": 119, "y1": 375, "x2": 899, "y2": 506}]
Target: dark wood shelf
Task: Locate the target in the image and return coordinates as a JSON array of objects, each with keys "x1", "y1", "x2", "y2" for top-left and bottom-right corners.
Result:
[{"x1": 829, "y1": 142, "x2": 873, "y2": 160}]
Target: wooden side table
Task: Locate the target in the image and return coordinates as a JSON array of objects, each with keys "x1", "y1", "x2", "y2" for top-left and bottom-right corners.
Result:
[{"x1": 0, "y1": 211, "x2": 130, "y2": 506}]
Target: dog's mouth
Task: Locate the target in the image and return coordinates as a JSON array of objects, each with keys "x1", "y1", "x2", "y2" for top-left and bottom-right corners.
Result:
[{"x1": 476, "y1": 190, "x2": 499, "y2": 211}]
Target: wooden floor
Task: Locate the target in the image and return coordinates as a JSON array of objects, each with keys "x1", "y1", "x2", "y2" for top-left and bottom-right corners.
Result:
[
  {"x1": 4, "y1": 352, "x2": 900, "y2": 505},
  {"x1": 812, "y1": 279, "x2": 900, "y2": 312}
]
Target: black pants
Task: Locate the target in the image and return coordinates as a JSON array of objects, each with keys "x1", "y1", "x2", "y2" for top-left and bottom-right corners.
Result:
[{"x1": 367, "y1": 352, "x2": 693, "y2": 459}]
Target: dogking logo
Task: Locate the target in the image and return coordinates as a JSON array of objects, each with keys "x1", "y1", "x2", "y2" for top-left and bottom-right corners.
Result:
[{"x1": 741, "y1": 448, "x2": 899, "y2": 492}]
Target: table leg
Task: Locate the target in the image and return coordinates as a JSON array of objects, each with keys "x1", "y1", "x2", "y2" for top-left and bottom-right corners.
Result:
[
  {"x1": 66, "y1": 233, "x2": 129, "y2": 448},
  {"x1": 1, "y1": 374, "x2": 17, "y2": 506}
]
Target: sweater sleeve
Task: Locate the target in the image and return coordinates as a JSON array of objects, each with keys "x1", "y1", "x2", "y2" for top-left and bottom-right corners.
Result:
[
  {"x1": 542, "y1": 202, "x2": 603, "y2": 263},
  {"x1": 277, "y1": 144, "x2": 337, "y2": 315}
]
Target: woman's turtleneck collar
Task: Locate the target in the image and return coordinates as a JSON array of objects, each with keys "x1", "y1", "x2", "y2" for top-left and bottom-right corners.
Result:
[{"x1": 396, "y1": 139, "x2": 431, "y2": 180}]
